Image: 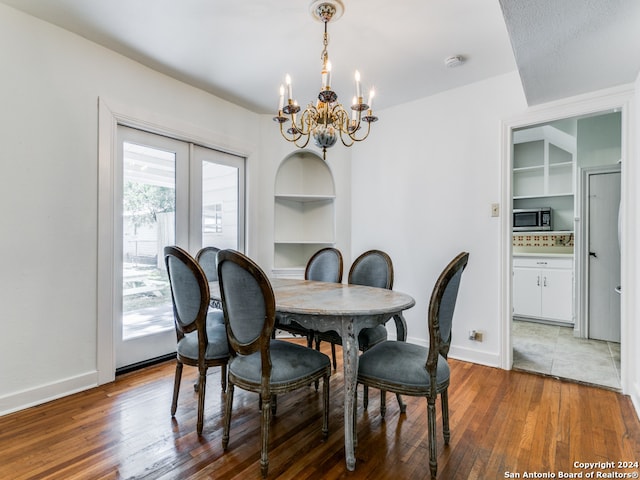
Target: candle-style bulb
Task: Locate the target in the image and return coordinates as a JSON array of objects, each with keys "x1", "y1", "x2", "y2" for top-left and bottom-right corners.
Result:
[
  {"x1": 368, "y1": 89, "x2": 375, "y2": 109},
  {"x1": 278, "y1": 85, "x2": 284, "y2": 110},
  {"x1": 285, "y1": 74, "x2": 292, "y2": 101},
  {"x1": 355, "y1": 70, "x2": 362, "y2": 99}
]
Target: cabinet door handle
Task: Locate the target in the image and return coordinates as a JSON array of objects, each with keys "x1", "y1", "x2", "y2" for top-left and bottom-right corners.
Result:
[
  {"x1": 537, "y1": 276, "x2": 540, "y2": 286},
  {"x1": 543, "y1": 276, "x2": 547, "y2": 287}
]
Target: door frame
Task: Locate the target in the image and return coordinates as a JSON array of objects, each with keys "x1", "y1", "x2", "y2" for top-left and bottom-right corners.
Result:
[
  {"x1": 499, "y1": 84, "x2": 635, "y2": 395},
  {"x1": 577, "y1": 164, "x2": 621, "y2": 339},
  {"x1": 97, "y1": 97, "x2": 252, "y2": 385}
]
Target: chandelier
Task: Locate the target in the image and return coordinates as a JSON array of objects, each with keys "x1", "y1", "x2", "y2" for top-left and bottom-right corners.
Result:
[{"x1": 273, "y1": 0, "x2": 378, "y2": 160}]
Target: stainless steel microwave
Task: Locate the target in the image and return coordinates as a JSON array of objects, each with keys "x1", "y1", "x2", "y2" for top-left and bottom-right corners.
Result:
[{"x1": 513, "y1": 207, "x2": 552, "y2": 231}]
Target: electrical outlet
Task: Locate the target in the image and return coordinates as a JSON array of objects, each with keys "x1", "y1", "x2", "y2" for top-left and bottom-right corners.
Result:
[
  {"x1": 469, "y1": 330, "x2": 483, "y2": 341},
  {"x1": 491, "y1": 203, "x2": 500, "y2": 217}
]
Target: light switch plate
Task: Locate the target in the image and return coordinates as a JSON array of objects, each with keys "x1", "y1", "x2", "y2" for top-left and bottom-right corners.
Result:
[{"x1": 491, "y1": 203, "x2": 500, "y2": 217}]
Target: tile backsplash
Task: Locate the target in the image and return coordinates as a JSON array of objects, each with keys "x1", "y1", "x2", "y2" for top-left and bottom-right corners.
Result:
[{"x1": 513, "y1": 233, "x2": 574, "y2": 248}]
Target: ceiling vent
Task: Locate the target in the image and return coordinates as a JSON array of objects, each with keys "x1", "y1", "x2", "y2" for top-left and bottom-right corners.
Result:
[{"x1": 444, "y1": 55, "x2": 465, "y2": 68}]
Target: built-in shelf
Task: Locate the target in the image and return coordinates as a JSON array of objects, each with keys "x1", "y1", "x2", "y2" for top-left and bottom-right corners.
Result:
[
  {"x1": 513, "y1": 125, "x2": 577, "y2": 232},
  {"x1": 514, "y1": 193, "x2": 573, "y2": 200},
  {"x1": 512, "y1": 126, "x2": 576, "y2": 199},
  {"x1": 275, "y1": 194, "x2": 335, "y2": 201},
  {"x1": 274, "y1": 151, "x2": 336, "y2": 273}
]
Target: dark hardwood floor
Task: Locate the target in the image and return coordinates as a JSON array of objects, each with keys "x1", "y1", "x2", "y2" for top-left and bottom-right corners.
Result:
[{"x1": 1, "y1": 340, "x2": 639, "y2": 479}]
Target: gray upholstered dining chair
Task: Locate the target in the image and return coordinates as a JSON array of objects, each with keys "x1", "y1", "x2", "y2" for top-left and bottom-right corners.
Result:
[
  {"x1": 193, "y1": 246, "x2": 224, "y2": 391},
  {"x1": 164, "y1": 245, "x2": 229, "y2": 435},
  {"x1": 276, "y1": 247, "x2": 343, "y2": 347},
  {"x1": 195, "y1": 246, "x2": 220, "y2": 282},
  {"x1": 217, "y1": 249, "x2": 331, "y2": 478},
  {"x1": 196, "y1": 245, "x2": 224, "y2": 313},
  {"x1": 356, "y1": 251, "x2": 469, "y2": 479},
  {"x1": 315, "y1": 249, "x2": 405, "y2": 408}
]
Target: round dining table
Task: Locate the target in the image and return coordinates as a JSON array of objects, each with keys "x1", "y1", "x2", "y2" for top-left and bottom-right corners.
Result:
[{"x1": 210, "y1": 277, "x2": 415, "y2": 471}]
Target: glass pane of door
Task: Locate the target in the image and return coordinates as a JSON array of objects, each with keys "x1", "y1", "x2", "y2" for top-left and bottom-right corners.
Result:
[
  {"x1": 116, "y1": 126, "x2": 188, "y2": 369},
  {"x1": 122, "y1": 142, "x2": 175, "y2": 340},
  {"x1": 194, "y1": 145, "x2": 245, "y2": 252},
  {"x1": 202, "y1": 162, "x2": 239, "y2": 249}
]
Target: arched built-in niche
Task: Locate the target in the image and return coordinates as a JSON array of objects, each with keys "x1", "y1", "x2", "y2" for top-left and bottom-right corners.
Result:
[{"x1": 273, "y1": 151, "x2": 336, "y2": 275}]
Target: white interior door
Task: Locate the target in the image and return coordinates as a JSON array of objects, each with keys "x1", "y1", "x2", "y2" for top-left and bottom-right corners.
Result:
[
  {"x1": 115, "y1": 126, "x2": 245, "y2": 369},
  {"x1": 588, "y1": 170, "x2": 621, "y2": 342}
]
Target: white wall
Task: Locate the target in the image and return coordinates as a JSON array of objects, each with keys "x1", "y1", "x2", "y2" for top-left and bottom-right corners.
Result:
[
  {"x1": 351, "y1": 72, "x2": 528, "y2": 366},
  {"x1": 631, "y1": 72, "x2": 640, "y2": 414},
  {"x1": 0, "y1": 4, "x2": 262, "y2": 413}
]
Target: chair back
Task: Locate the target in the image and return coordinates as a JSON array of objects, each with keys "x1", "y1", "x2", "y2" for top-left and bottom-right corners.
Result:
[
  {"x1": 164, "y1": 246, "x2": 210, "y2": 340},
  {"x1": 305, "y1": 247, "x2": 343, "y2": 283},
  {"x1": 217, "y1": 249, "x2": 276, "y2": 362},
  {"x1": 427, "y1": 252, "x2": 469, "y2": 368},
  {"x1": 348, "y1": 249, "x2": 394, "y2": 289},
  {"x1": 196, "y1": 246, "x2": 220, "y2": 282}
]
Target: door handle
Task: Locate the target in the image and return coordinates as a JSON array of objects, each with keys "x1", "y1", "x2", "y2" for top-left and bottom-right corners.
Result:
[{"x1": 589, "y1": 251, "x2": 597, "y2": 258}]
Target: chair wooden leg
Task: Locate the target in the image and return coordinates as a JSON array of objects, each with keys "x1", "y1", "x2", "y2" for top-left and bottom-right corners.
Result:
[
  {"x1": 221, "y1": 364, "x2": 227, "y2": 393},
  {"x1": 271, "y1": 395, "x2": 278, "y2": 416},
  {"x1": 380, "y1": 389, "x2": 387, "y2": 419},
  {"x1": 427, "y1": 396, "x2": 438, "y2": 478},
  {"x1": 331, "y1": 343, "x2": 337, "y2": 370},
  {"x1": 396, "y1": 393, "x2": 407, "y2": 413},
  {"x1": 171, "y1": 362, "x2": 183, "y2": 416},
  {"x1": 222, "y1": 384, "x2": 234, "y2": 450},
  {"x1": 322, "y1": 374, "x2": 330, "y2": 439},
  {"x1": 441, "y1": 389, "x2": 450, "y2": 445},
  {"x1": 196, "y1": 369, "x2": 207, "y2": 435},
  {"x1": 363, "y1": 385, "x2": 369, "y2": 410},
  {"x1": 260, "y1": 394, "x2": 272, "y2": 478}
]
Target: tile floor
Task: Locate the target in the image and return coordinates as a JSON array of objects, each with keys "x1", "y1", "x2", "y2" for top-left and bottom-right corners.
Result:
[{"x1": 512, "y1": 319, "x2": 621, "y2": 391}]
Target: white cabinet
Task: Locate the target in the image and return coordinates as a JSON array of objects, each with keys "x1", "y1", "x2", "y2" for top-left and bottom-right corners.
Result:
[
  {"x1": 274, "y1": 151, "x2": 335, "y2": 274},
  {"x1": 513, "y1": 255, "x2": 574, "y2": 324}
]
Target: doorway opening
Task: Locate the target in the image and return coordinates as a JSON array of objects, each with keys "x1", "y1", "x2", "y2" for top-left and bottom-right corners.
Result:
[{"x1": 508, "y1": 109, "x2": 623, "y2": 391}]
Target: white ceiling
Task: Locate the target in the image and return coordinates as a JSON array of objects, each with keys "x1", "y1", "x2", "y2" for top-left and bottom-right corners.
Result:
[{"x1": 3, "y1": 0, "x2": 639, "y2": 113}]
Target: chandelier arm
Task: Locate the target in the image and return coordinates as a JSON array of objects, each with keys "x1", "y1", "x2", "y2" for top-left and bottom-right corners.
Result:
[
  {"x1": 279, "y1": 120, "x2": 303, "y2": 143},
  {"x1": 331, "y1": 107, "x2": 356, "y2": 147},
  {"x1": 299, "y1": 106, "x2": 318, "y2": 136},
  {"x1": 294, "y1": 134, "x2": 312, "y2": 149},
  {"x1": 350, "y1": 119, "x2": 372, "y2": 143}
]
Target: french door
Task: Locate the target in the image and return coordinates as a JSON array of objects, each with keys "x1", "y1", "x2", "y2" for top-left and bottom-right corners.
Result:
[{"x1": 115, "y1": 126, "x2": 245, "y2": 368}]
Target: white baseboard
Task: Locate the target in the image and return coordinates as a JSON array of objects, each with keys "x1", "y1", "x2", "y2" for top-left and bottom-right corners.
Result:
[
  {"x1": 405, "y1": 335, "x2": 501, "y2": 368},
  {"x1": 0, "y1": 371, "x2": 98, "y2": 416},
  {"x1": 448, "y1": 345, "x2": 502, "y2": 368}
]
